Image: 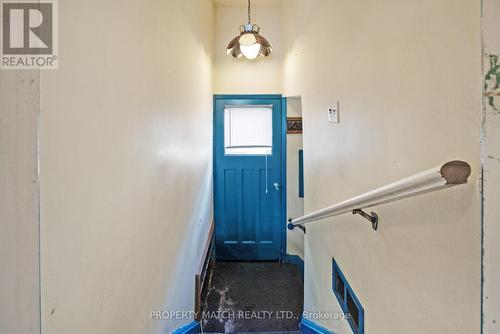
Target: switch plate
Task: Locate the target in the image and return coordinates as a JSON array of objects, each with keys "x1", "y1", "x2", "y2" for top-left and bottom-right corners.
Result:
[{"x1": 328, "y1": 102, "x2": 339, "y2": 123}]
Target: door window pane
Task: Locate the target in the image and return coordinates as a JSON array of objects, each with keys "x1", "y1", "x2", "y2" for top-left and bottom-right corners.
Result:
[{"x1": 224, "y1": 106, "x2": 273, "y2": 155}]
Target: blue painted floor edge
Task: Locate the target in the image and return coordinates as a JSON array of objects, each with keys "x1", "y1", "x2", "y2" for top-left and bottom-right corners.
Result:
[
  {"x1": 171, "y1": 320, "x2": 200, "y2": 334},
  {"x1": 285, "y1": 254, "x2": 304, "y2": 279},
  {"x1": 171, "y1": 315, "x2": 335, "y2": 334},
  {"x1": 300, "y1": 318, "x2": 335, "y2": 334}
]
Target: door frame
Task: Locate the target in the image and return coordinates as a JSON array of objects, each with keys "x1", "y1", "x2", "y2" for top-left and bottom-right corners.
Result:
[{"x1": 213, "y1": 94, "x2": 287, "y2": 261}]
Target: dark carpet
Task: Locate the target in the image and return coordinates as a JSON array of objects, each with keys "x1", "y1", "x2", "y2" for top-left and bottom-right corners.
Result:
[{"x1": 200, "y1": 262, "x2": 303, "y2": 333}]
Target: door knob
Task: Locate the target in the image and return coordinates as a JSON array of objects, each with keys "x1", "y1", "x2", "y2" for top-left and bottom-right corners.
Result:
[{"x1": 273, "y1": 182, "x2": 280, "y2": 191}]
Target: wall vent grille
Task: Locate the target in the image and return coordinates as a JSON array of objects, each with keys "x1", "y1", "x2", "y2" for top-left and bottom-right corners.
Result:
[{"x1": 332, "y1": 258, "x2": 365, "y2": 334}]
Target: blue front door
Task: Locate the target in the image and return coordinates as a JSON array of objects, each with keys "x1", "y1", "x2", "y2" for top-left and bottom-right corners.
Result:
[{"x1": 214, "y1": 95, "x2": 284, "y2": 261}]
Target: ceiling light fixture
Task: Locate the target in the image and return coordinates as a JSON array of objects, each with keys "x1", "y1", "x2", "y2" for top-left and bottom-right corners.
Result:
[{"x1": 226, "y1": 0, "x2": 272, "y2": 60}]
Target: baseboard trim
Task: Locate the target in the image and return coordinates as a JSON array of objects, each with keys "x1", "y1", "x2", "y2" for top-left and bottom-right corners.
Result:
[
  {"x1": 300, "y1": 318, "x2": 335, "y2": 334},
  {"x1": 285, "y1": 254, "x2": 304, "y2": 279},
  {"x1": 171, "y1": 320, "x2": 200, "y2": 334}
]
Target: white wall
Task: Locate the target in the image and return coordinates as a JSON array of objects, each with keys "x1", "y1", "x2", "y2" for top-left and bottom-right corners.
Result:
[
  {"x1": 0, "y1": 71, "x2": 40, "y2": 334},
  {"x1": 482, "y1": 0, "x2": 500, "y2": 332},
  {"x1": 286, "y1": 97, "x2": 304, "y2": 258},
  {"x1": 213, "y1": 0, "x2": 283, "y2": 94},
  {"x1": 39, "y1": 1, "x2": 214, "y2": 333},
  {"x1": 282, "y1": 1, "x2": 482, "y2": 333}
]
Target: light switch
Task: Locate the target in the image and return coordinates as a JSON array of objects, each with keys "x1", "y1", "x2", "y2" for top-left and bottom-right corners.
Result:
[{"x1": 328, "y1": 102, "x2": 339, "y2": 123}]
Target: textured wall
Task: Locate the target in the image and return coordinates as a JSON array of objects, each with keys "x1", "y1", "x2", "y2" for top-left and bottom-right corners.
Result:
[
  {"x1": 282, "y1": 1, "x2": 482, "y2": 333},
  {"x1": 39, "y1": 1, "x2": 214, "y2": 333}
]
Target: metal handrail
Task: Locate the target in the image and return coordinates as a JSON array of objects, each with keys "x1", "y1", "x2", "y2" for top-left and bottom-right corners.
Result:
[{"x1": 288, "y1": 160, "x2": 471, "y2": 233}]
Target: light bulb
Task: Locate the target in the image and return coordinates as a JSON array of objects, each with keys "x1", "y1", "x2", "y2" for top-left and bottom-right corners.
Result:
[{"x1": 240, "y1": 43, "x2": 261, "y2": 59}]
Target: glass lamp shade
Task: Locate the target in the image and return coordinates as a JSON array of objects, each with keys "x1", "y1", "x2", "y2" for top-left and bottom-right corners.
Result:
[
  {"x1": 239, "y1": 32, "x2": 257, "y2": 45},
  {"x1": 226, "y1": 24, "x2": 272, "y2": 59}
]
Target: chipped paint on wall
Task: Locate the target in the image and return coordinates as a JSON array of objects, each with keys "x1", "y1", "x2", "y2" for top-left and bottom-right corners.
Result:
[
  {"x1": 484, "y1": 54, "x2": 500, "y2": 112},
  {"x1": 482, "y1": 1, "x2": 500, "y2": 332}
]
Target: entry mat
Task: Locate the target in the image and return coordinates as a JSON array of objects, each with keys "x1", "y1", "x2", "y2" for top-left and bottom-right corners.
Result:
[{"x1": 200, "y1": 262, "x2": 303, "y2": 333}]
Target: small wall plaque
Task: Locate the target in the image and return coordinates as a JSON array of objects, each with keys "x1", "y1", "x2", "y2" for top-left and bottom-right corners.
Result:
[{"x1": 287, "y1": 117, "x2": 303, "y2": 134}]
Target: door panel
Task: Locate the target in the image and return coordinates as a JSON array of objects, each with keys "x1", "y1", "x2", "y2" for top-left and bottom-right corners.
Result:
[
  {"x1": 241, "y1": 169, "x2": 255, "y2": 242},
  {"x1": 214, "y1": 96, "x2": 283, "y2": 261}
]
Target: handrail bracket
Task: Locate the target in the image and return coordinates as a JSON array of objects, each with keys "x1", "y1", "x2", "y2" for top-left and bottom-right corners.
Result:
[
  {"x1": 288, "y1": 219, "x2": 306, "y2": 234},
  {"x1": 352, "y1": 209, "x2": 378, "y2": 231},
  {"x1": 296, "y1": 224, "x2": 306, "y2": 234}
]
